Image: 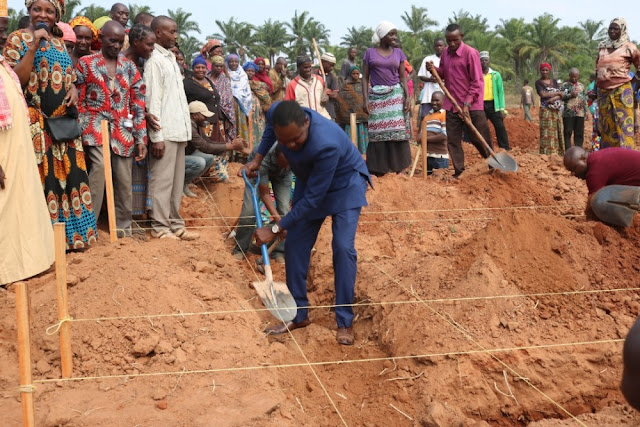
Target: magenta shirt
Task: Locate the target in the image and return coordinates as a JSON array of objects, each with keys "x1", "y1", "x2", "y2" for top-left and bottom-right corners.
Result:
[
  {"x1": 363, "y1": 47, "x2": 407, "y2": 87},
  {"x1": 435, "y1": 42, "x2": 484, "y2": 111}
]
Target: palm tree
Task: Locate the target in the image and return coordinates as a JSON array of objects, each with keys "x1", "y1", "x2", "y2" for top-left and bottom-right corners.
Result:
[
  {"x1": 579, "y1": 19, "x2": 604, "y2": 42},
  {"x1": 8, "y1": 8, "x2": 25, "y2": 34},
  {"x1": 340, "y1": 26, "x2": 373, "y2": 51},
  {"x1": 496, "y1": 18, "x2": 532, "y2": 90},
  {"x1": 128, "y1": 4, "x2": 153, "y2": 26},
  {"x1": 304, "y1": 20, "x2": 330, "y2": 50},
  {"x1": 212, "y1": 17, "x2": 257, "y2": 58},
  {"x1": 520, "y1": 13, "x2": 576, "y2": 74},
  {"x1": 168, "y1": 8, "x2": 200, "y2": 41},
  {"x1": 256, "y1": 19, "x2": 292, "y2": 65},
  {"x1": 62, "y1": 0, "x2": 82, "y2": 22},
  {"x1": 180, "y1": 35, "x2": 202, "y2": 63},
  {"x1": 447, "y1": 9, "x2": 489, "y2": 38},
  {"x1": 286, "y1": 10, "x2": 312, "y2": 58},
  {"x1": 80, "y1": 4, "x2": 109, "y2": 22},
  {"x1": 401, "y1": 5, "x2": 438, "y2": 35}
]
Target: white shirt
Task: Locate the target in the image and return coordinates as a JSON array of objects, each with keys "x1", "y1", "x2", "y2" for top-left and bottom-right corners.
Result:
[
  {"x1": 418, "y1": 54, "x2": 442, "y2": 104},
  {"x1": 144, "y1": 44, "x2": 191, "y2": 143}
]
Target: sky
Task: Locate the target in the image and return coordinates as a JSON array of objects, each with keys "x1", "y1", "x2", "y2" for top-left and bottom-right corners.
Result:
[{"x1": 9, "y1": 0, "x2": 640, "y2": 46}]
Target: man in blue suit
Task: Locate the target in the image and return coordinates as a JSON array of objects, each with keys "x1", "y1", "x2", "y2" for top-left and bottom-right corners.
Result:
[{"x1": 244, "y1": 101, "x2": 371, "y2": 346}]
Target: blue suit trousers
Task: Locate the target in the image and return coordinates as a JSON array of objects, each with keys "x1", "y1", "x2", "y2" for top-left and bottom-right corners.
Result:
[{"x1": 285, "y1": 207, "x2": 361, "y2": 328}]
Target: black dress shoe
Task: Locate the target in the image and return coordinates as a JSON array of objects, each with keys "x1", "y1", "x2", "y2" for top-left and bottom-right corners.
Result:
[{"x1": 265, "y1": 318, "x2": 311, "y2": 335}]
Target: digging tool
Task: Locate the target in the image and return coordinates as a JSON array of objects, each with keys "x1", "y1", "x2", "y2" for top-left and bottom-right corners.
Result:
[
  {"x1": 429, "y1": 68, "x2": 518, "y2": 173},
  {"x1": 591, "y1": 185, "x2": 640, "y2": 227},
  {"x1": 255, "y1": 239, "x2": 281, "y2": 274},
  {"x1": 242, "y1": 170, "x2": 297, "y2": 322}
]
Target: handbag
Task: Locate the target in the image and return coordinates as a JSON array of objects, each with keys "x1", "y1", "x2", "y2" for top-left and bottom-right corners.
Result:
[{"x1": 44, "y1": 106, "x2": 81, "y2": 142}]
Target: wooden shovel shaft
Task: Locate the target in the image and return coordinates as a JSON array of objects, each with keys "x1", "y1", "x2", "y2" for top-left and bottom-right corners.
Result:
[
  {"x1": 312, "y1": 38, "x2": 326, "y2": 77},
  {"x1": 429, "y1": 67, "x2": 496, "y2": 157}
]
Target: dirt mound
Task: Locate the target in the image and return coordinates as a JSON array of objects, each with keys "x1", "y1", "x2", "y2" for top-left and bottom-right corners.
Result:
[{"x1": 2, "y1": 147, "x2": 640, "y2": 425}]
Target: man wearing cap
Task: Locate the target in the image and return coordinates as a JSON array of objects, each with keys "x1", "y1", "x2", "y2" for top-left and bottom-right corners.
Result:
[
  {"x1": 184, "y1": 101, "x2": 246, "y2": 197},
  {"x1": 145, "y1": 16, "x2": 196, "y2": 240},
  {"x1": 286, "y1": 55, "x2": 330, "y2": 119},
  {"x1": 76, "y1": 21, "x2": 147, "y2": 238},
  {"x1": 317, "y1": 52, "x2": 339, "y2": 121},
  {"x1": 480, "y1": 51, "x2": 510, "y2": 150}
]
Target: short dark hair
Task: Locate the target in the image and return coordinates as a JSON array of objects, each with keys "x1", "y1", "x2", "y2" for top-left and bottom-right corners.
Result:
[
  {"x1": 129, "y1": 24, "x2": 153, "y2": 43},
  {"x1": 133, "y1": 12, "x2": 154, "y2": 25},
  {"x1": 523, "y1": 79, "x2": 529, "y2": 85},
  {"x1": 432, "y1": 91, "x2": 444, "y2": 98},
  {"x1": 446, "y1": 24, "x2": 462, "y2": 33},
  {"x1": 273, "y1": 101, "x2": 306, "y2": 127},
  {"x1": 151, "y1": 15, "x2": 173, "y2": 31},
  {"x1": 296, "y1": 55, "x2": 312, "y2": 67},
  {"x1": 434, "y1": 37, "x2": 445, "y2": 44},
  {"x1": 110, "y1": 2, "x2": 127, "y2": 13},
  {"x1": 18, "y1": 16, "x2": 30, "y2": 29}
]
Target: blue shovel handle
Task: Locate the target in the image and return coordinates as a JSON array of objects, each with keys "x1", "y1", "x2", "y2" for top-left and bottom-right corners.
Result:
[{"x1": 242, "y1": 169, "x2": 271, "y2": 267}]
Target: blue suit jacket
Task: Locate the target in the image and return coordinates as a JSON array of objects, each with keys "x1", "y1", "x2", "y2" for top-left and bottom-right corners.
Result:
[{"x1": 257, "y1": 104, "x2": 372, "y2": 230}]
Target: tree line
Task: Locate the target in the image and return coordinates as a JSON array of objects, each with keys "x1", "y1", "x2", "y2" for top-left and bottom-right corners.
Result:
[{"x1": 7, "y1": 4, "x2": 616, "y2": 94}]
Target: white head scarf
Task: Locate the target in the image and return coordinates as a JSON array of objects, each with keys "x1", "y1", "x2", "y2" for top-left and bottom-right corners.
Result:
[
  {"x1": 372, "y1": 21, "x2": 396, "y2": 45},
  {"x1": 599, "y1": 17, "x2": 630, "y2": 50}
]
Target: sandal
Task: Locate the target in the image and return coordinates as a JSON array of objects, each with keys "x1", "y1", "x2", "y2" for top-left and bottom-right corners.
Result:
[{"x1": 336, "y1": 327, "x2": 354, "y2": 346}]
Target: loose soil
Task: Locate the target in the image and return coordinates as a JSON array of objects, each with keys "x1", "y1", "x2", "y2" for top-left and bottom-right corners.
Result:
[{"x1": 2, "y1": 113, "x2": 640, "y2": 426}]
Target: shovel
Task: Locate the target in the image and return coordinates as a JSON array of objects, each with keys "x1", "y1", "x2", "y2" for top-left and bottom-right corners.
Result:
[
  {"x1": 430, "y1": 68, "x2": 518, "y2": 173},
  {"x1": 591, "y1": 185, "x2": 640, "y2": 227},
  {"x1": 242, "y1": 170, "x2": 297, "y2": 322}
]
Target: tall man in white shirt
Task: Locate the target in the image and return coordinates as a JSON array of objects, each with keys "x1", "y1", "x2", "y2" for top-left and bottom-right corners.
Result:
[
  {"x1": 145, "y1": 16, "x2": 198, "y2": 240},
  {"x1": 417, "y1": 38, "x2": 446, "y2": 125}
]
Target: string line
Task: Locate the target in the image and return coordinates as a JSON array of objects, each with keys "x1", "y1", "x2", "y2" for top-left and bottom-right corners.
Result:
[
  {"x1": 198, "y1": 177, "x2": 348, "y2": 426},
  {"x1": 368, "y1": 260, "x2": 589, "y2": 426},
  {"x1": 31, "y1": 338, "x2": 623, "y2": 385},
  {"x1": 48, "y1": 286, "x2": 640, "y2": 326}
]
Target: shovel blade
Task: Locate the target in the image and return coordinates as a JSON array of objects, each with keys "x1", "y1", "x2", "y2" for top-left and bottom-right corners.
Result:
[
  {"x1": 487, "y1": 152, "x2": 518, "y2": 172},
  {"x1": 252, "y1": 279, "x2": 297, "y2": 322},
  {"x1": 592, "y1": 185, "x2": 640, "y2": 227}
]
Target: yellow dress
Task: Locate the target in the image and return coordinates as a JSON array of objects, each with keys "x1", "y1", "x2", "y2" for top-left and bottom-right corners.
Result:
[{"x1": 0, "y1": 63, "x2": 54, "y2": 284}]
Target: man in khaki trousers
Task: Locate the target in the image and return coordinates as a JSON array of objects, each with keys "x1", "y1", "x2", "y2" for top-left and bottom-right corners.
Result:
[{"x1": 145, "y1": 16, "x2": 198, "y2": 240}]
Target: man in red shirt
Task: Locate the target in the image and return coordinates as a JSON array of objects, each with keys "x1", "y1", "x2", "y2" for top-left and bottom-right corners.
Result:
[
  {"x1": 564, "y1": 147, "x2": 640, "y2": 196},
  {"x1": 426, "y1": 24, "x2": 492, "y2": 178}
]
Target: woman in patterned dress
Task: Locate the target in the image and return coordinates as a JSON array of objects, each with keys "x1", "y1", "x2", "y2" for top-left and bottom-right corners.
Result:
[
  {"x1": 243, "y1": 62, "x2": 271, "y2": 144},
  {"x1": 596, "y1": 18, "x2": 640, "y2": 149},
  {"x1": 535, "y1": 63, "x2": 564, "y2": 156},
  {"x1": 4, "y1": 0, "x2": 97, "y2": 249}
]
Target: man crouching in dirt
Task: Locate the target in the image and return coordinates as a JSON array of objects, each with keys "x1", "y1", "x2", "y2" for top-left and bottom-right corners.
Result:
[
  {"x1": 241, "y1": 101, "x2": 372, "y2": 346},
  {"x1": 563, "y1": 146, "x2": 640, "y2": 210},
  {"x1": 622, "y1": 317, "x2": 640, "y2": 410}
]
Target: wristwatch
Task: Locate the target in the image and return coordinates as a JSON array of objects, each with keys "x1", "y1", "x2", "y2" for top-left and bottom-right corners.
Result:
[
  {"x1": 271, "y1": 223, "x2": 281, "y2": 234},
  {"x1": 463, "y1": 102, "x2": 472, "y2": 108}
]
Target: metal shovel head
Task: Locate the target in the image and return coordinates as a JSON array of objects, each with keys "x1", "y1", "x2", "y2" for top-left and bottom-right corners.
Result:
[
  {"x1": 252, "y1": 277, "x2": 297, "y2": 322},
  {"x1": 487, "y1": 152, "x2": 518, "y2": 172},
  {"x1": 592, "y1": 185, "x2": 640, "y2": 227}
]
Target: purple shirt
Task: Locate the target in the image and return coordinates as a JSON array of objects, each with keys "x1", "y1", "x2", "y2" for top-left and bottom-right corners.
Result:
[
  {"x1": 435, "y1": 42, "x2": 484, "y2": 111},
  {"x1": 363, "y1": 47, "x2": 407, "y2": 87}
]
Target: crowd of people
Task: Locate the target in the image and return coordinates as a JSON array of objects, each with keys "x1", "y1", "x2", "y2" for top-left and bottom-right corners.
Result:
[{"x1": 2, "y1": 0, "x2": 640, "y2": 351}]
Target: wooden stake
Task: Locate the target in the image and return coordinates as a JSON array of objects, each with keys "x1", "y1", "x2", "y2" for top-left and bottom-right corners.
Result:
[
  {"x1": 54, "y1": 223, "x2": 73, "y2": 378},
  {"x1": 248, "y1": 111, "x2": 253, "y2": 150},
  {"x1": 409, "y1": 146, "x2": 420, "y2": 178},
  {"x1": 15, "y1": 282, "x2": 35, "y2": 427},
  {"x1": 349, "y1": 113, "x2": 357, "y2": 147},
  {"x1": 101, "y1": 120, "x2": 117, "y2": 242},
  {"x1": 421, "y1": 118, "x2": 428, "y2": 180}
]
